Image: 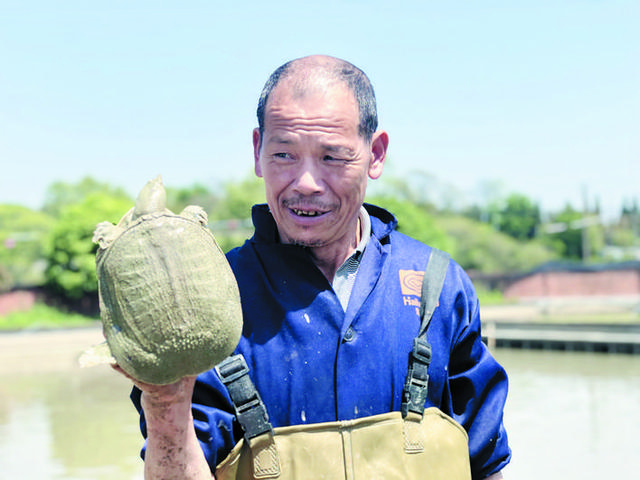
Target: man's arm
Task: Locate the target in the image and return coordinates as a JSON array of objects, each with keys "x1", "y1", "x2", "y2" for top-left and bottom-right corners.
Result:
[
  {"x1": 441, "y1": 263, "x2": 511, "y2": 477},
  {"x1": 115, "y1": 367, "x2": 213, "y2": 479}
]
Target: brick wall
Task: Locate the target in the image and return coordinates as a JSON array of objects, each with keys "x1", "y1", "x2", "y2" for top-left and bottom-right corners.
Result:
[
  {"x1": 504, "y1": 269, "x2": 640, "y2": 298},
  {"x1": 0, "y1": 289, "x2": 37, "y2": 315}
]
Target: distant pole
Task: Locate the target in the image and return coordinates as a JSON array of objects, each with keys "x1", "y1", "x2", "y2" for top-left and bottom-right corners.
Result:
[
  {"x1": 633, "y1": 197, "x2": 639, "y2": 240},
  {"x1": 582, "y1": 185, "x2": 590, "y2": 262}
]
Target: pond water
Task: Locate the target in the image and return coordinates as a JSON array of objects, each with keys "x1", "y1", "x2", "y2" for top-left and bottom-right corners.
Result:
[
  {"x1": 0, "y1": 365, "x2": 143, "y2": 480},
  {"x1": 1, "y1": 347, "x2": 638, "y2": 479},
  {"x1": 494, "y1": 348, "x2": 640, "y2": 479}
]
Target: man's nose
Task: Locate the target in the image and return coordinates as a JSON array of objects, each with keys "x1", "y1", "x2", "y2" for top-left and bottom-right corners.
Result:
[{"x1": 293, "y1": 161, "x2": 323, "y2": 195}]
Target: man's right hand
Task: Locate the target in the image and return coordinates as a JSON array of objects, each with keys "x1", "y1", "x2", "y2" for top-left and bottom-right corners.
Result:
[{"x1": 111, "y1": 365, "x2": 213, "y2": 479}]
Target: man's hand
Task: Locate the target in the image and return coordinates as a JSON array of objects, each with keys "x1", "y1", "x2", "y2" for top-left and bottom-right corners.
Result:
[
  {"x1": 486, "y1": 471, "x2": 504, "y2": 479},
  {"x1": 112, "y1": 365, "x2": 213, "y2": 479},
  {"x1": 112, "y1": 364, "x2": 196, "y2": 409}
]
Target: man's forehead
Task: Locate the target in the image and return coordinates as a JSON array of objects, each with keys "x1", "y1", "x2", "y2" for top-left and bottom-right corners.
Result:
[
  {"x1": 269, "y1": 73, "x2": 352, "y2": 103},
  {"x1": 262, "y1": 89, "x2": 359, "y2": 132}
]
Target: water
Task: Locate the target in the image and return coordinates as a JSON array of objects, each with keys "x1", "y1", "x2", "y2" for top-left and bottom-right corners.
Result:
[
  {"x1": 1, "y1": 348, "x2": 639, "y2": 479},
  {"x1": 494, "y1": 349, "x2": 640, "y2": 479},
  {"x1": 0, "y1": 366, "x2": 144, "y2": 480}
]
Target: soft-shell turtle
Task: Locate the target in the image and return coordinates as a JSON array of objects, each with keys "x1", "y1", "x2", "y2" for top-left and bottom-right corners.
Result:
[{"x1": 82, "y1": 176, "x2": 242, "y2": 385}]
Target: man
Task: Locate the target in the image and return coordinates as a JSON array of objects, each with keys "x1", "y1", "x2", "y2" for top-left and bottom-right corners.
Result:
[{"x1": 126, "y1": 55, "x2": 511, "y2": 479}]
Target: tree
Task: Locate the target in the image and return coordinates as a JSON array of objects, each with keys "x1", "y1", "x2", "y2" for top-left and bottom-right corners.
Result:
[
  {"x1": 42, "y1": 177, "x2": 130, "y2": 217},
  {"x1": 213, "y1": 176, "x2": 266, "y2": 221},
  {"x1": 365, "y1": 195, "x2": 453, "y2": 254},
  {"x1": 208, "y1": 176, "x2": 266, "y2": 252},
  {"x1": 495, "y1": 193, "x2": 541, "y2": 240},
  {"x1": 165, "y1": 183, "x2": 220, "y2": 216},
  {"x1": 163, "y1": 174, "x2": 266, "y2": 252},
  {"x1": 0, "y1": 205, "x2": 55, "y2": 289},
  {"x1": 539, "y1": 205, "x2": 604, "y2": 261},
  {"x1": 438, "y1": 215, "x2": 557, "y2": 274},
  {"x1": 44, "y1": 191, "x2": 132, "y2": 310}
]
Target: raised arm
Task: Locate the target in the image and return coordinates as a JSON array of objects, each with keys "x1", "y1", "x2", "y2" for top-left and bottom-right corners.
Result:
[{"x1": 114, "y1": 367, "x2": 213, "y2": 479}]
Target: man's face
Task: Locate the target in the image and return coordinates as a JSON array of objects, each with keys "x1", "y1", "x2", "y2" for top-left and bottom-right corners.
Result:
[{"x1": 253, "y1": 81, "x2": 387, "y2": 249}]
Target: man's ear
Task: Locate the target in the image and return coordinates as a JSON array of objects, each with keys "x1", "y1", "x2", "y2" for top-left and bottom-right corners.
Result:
[
  {"x1": 368, "y1": 130, "x2": 389, "y2": 180},
  {"x1": 253, "y1": 128, "x2": 263, "y2": 177}
]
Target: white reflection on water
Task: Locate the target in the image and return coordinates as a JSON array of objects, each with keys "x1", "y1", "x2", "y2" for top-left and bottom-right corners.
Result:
[
  {"x1": 495, "y1": 349, "x2": 640, "y2": 480},
  {"x1": 0, "y1": 401, "x2": 64, "y2": 478},
  {"x1": 0, "y1": 365, "x2": 143, "y2": 480}
]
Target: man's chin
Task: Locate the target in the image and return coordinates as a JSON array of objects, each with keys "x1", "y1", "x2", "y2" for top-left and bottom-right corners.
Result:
[
  {"x1": 285, "y1": 236, "x2": 326, "y2": 248},
  {"x1": 277, "y1": 220, "x2": 338, "y2": 248}
]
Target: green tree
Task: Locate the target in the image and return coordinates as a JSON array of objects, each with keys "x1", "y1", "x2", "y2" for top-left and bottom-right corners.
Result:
[
  {"x1": 540, "y1": 205, "x2": 605, "y2": 260},
  {"x1": 365, "y1": 196, "x2": 453, "y2": 254},
  {"x1": 495, "y1": 193, "x2": 541, "y2": 240},
  {"x1": 163, "y1": 173, "x2": 266, "y2": 252},
  {"x1": 367, "y1": 171, "x2": 439, "y2": 212},
  {"x1": 208, "y1": 175, "x2": 266, "y2": 252},
  {"x1": 438, "y1": 215, "x2": 557, "y2": 273},
  {"x1": 165, "y1": 183, "x2": 220, "y2": 216},
  {"x1": 43, "y1": 177, "x2": 129, "y2": 217},
  {"x1": 44, "y1": 191, "x2": 132, "y2": 308},
  {"x1": 0, "y1": 205, "x2": 55, "y2": 289},
  {"x1": 212, "y1": 176, "x2": 266, "y2": 221}
]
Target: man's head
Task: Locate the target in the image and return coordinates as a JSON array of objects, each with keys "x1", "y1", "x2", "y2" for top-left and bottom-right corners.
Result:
[
  {"x1": 257, "y1": 56, "x2": 379, "y2": 144},
  {"x1": 253, "y1": 55, "x2": 388, "y2": 255}
]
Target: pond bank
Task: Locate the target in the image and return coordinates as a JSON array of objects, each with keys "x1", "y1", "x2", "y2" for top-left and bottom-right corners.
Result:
[
  {"x1": 2, "y1": 298, "x2": 639, "y2": 377},
  {"x1": 0, "y1": 326, "x2": 104, "y2": 375},
  {"x1": 482, "y1": 300, "x2": 640, "y2": 354}
]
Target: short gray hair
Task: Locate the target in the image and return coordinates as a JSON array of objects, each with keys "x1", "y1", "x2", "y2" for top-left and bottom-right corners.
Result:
[{"x1": 256, "y1": 57, "x2": 378, "y2": 142}]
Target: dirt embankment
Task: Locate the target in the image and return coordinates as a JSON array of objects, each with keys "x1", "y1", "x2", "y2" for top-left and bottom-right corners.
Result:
[{"x1": 0, "y1": 327, "x2": 104, "y2": 375}]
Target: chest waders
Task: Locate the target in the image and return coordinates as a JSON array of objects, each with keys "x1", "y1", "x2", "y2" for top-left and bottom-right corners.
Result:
[{"x1": 214, "y1": 249, "x2": 471, "y2": 480}]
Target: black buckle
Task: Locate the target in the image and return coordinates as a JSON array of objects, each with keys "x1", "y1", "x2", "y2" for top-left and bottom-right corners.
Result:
[
  {"x1": 215, "y1": 355, "x2": 273, "y2": 440},
  {"x1": 401, "y1": 338, "x2": 432, "y2": 418}
]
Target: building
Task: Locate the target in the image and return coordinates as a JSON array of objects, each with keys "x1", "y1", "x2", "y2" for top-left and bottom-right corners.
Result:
[{"x1": 502, "y1": 261, "x2": 640, "y2": 299}]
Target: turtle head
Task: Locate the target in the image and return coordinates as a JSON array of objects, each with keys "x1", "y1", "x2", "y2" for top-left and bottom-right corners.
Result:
[{"x1": 133, "y1": 175, "x2": 166, "y2": 220}]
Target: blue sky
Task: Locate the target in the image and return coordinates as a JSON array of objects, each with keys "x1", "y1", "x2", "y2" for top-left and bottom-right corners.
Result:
[{"x1": 1, "y1": 1, "x2": 638, "y2": 220}]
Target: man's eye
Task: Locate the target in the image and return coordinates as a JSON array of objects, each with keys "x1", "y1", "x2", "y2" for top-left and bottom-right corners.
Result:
[
  {"x1": 274, "y1": 153, "x2": 291, "y2": 160},
  {"x1": 323, "y1": 155, "x2": 341, "y2": 162}
]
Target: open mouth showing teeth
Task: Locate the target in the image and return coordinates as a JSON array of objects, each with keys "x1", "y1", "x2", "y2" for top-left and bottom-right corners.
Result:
[{"x1": 291, "y1": 208, "x2": 324, "y2": 217}]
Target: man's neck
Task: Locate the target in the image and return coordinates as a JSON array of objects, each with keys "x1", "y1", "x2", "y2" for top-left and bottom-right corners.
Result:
[{"x1": 308, "y1": 215, "x2": 361, "y2": 282}]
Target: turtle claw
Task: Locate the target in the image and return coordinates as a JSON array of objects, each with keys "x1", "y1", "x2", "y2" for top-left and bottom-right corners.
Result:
[
  {"x1": 180, "y1": 205, "x2": 208, "y2": 226},
  {"x1": 93, "y1": 221, "x2": 119, "y2": 249}
]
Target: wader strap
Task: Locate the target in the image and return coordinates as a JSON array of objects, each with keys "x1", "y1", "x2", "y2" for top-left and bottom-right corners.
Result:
[
  {"x1": 417, "y1": 248, "x2": 451, "y2": 338},
  {"x1": 401, "y1": 248, "x2": 450, "y2": 419},
  {"x1": 216, "y1": 354, "x2": 274, "y2": 440},
  {"x1": 216, "y1": 355, "x2": 281, "y2": 478}
]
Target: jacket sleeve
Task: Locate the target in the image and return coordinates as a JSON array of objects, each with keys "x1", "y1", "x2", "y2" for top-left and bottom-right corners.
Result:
[
  {"x1": 130, "y1": 369, "x2": 242, "y2": 473},
  {"x1": 444, "y1": 264, "x2": 511, "y2": 479}
]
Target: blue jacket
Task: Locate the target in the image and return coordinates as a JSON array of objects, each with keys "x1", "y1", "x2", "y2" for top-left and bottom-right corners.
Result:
[{"x1": 133, "y1": 203, "x2": 511, "y2": 478}]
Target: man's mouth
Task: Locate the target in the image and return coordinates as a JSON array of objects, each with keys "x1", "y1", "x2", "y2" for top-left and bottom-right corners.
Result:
[{"x1": 291, "y1": 208, "x2": 324, "y2": 217}]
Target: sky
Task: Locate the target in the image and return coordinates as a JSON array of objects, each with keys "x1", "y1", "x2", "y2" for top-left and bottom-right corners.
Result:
[{"x1": 1, "y1": 0, "x2": 638, "y2": 221}]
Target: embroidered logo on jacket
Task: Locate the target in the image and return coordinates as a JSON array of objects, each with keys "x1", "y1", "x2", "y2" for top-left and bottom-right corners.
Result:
[{"x1": 399, "y1": 269, "x2": 423, "y2": 315}]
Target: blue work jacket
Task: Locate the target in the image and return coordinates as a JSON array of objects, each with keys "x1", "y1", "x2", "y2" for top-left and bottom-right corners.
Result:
[{"x1": 132, "y1": 203, "x2": 511, "y2": 479}]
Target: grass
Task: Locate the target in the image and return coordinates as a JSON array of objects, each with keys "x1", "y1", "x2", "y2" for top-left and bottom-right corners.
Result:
[
  {"x1": 0, "y1": 302, "x2": 98, "y2": 331},
  {"x1": 527, "y1": 312, "x2": 640, "y2": 324},
  {"x1": 2, "y1": 297, "x2": 637, "y2": 332},
  {"x1": 476, "y1": 287, "x2": 512, "y2": 306}
]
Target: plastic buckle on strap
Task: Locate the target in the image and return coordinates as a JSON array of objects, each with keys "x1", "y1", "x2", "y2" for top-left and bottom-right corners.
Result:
[
  {"x1": 215, "y1": 355, "x2": 274, "y2": 440},
  {"x1": 401, "y1": 338, "x2": 432, "y2": 418}
]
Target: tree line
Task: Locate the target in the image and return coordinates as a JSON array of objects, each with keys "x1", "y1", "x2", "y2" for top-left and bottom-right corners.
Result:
[{"x1": 1, "y1": 174, "x2": 638, "y2": 313}]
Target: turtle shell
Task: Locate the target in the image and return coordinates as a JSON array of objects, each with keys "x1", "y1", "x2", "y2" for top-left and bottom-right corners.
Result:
[{"x1": 96, "y1": 212, "x2": 242, "y2": 385}]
